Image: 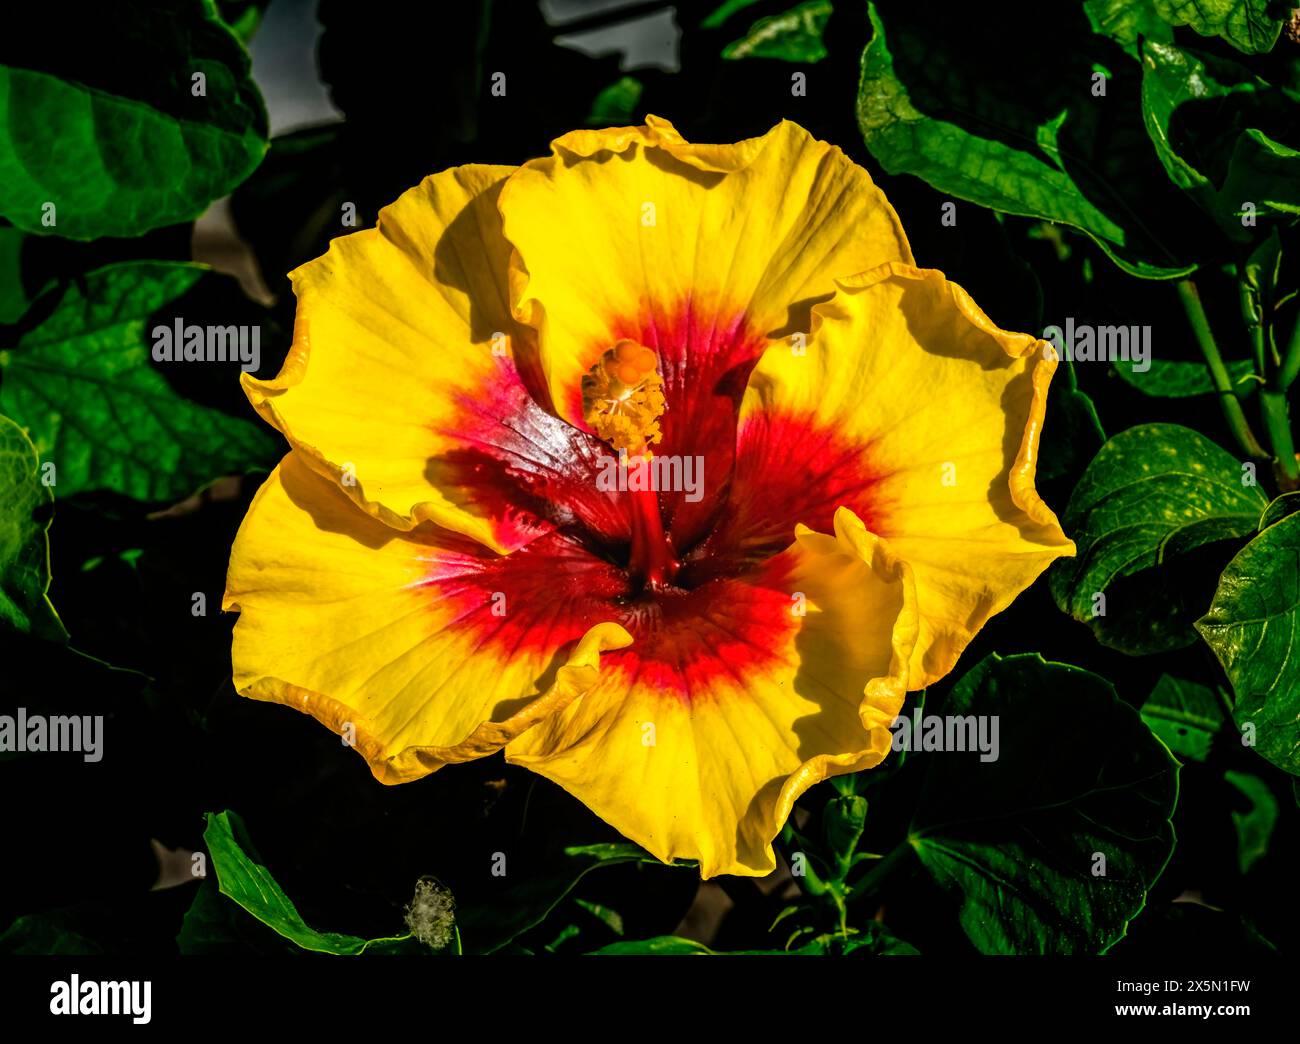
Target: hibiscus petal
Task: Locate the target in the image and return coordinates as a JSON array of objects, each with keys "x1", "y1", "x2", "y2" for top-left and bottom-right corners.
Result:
[
  {"x1": 241, "y1": 164, "x2": 629, "y2": 554},
  {"x1": 499, "y1": 118, "x2": 914, "y2": 544},
  {"x1": 738, "y1": 262, "x2": 1075, "y2": 689},
  {"x1": 506, "y1": 507, "x2": 918, "y2": 879},
  {"x1": 223, "y1": 451, "x2": 632, "y2": 783}
]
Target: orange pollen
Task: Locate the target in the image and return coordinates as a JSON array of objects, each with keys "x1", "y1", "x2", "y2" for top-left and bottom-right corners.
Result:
[{"x1": 580, "y1": 339, "x2": 666, "y2": 455}]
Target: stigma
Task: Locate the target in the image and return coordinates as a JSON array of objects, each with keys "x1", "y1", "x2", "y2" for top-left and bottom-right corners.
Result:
[{"x1": 581, "y1": 340, "x2": 666, "y2": 455}]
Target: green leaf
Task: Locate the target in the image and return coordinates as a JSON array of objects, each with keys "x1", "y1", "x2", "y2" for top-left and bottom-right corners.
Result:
[
  {"x1": 592, "y1": 935, "x2": 714, "y2": 955},
  {"x1": 1084, "y1": 0, "x2": 1174, "y2": 57},
  {"x1": 203, "y1": 810, "x2": 430, "y2": 954},
  {"x1": 1140, "y1": 674, "x2": 1225, "y2": 761},
  {"x1": 590, "y1": 923, "x2": 918, "y2": 955},
  {"x1": 0, "y1": 262, "x2": 279, "y2": 502},
  {"x1": 216, "y1": 0, "x2": 270, "y2": 43},
  {"x1": 1050, "y1": 423, "x2": 1267, "y2": 654},
  {"x1": 1219, "y1": 129, "x2": 1300, "y2": 218},
  {"x1": 0, "y1": 414, "x2": 65, "y2": 640},
  {"x1": 1141, "y1": 41, "x2": 1300, "y2": 233},
  {"x1": 587, "y1": 76, "x2": 645, "y2": 127},
  {"x1": 702, "y1": 0, "x2": 768, "y2": 29},
  {"x1": 572, "y1": 898, "x2": 624, "y2": 937},
  {"x1": 722, "y1": 0, "x2": 831, "y2": 62},
  {"x1": 1223, "y1": 771, "x2": 1278, "y2": 873},
  {"x1": 841, "y1": 924, "x2": 921, "y2": 956},
  {"x1": 856, "y1": 3, "x2": 1200, "y2": 278},
  {"x1": 0, "y1": 910, "x2": 103, "y2": 955},
  {"x1": 458, "y1": 842, "x2": 688, "y2": 954},
  {"x1": 178, "y1": 878, "x2": 294, "y2": 955},
  {"x1": 1113, "y1": 901, "x2": 1277, "y2": 951},
  {"x1": 1151, "y1": 0, "x2": 1285, "y2": 54},
  {"x1": 903, "y1": 653, "x2": 1179, "y2": 954},
  {"x1": 1113, "y1": 355, "x2": 1256, "y2": 397},
  {"x1": 0, "y1": 0, "x2": 268, "y2": 239},
  {"x1": 1142, "y1": 42, "x2": 1225, "y2": 203},
  {"x1": 1258, "y1": 491, "x2": 1300, "y2": 530},
  {"x1": 589, "y1": 935, "x2": 833, "y2": 955},
  {"x1": 1196, "y1": 512, "x2": 1300, "y2": 774},
  {"x1": 590, "y1": 930, "x2": 915, "y2": 956}
]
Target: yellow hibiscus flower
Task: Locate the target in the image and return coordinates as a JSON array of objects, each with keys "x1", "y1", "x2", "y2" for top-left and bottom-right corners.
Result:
[{"x1": 223, "y1": 117, "x2": 1073, "y2": 878}]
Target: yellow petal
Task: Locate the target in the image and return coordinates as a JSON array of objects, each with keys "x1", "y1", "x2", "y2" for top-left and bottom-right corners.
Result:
[
  {"x1": 506, "y1": 507, "x2": 918, "y2": 879},
  {"x1": 740, "y1": 262, "x2": 1074, "y2": 688},
  {"x1": 500, "y1": 117, "x2": 914, "y2": 429},
  {"x1": 223, "y1": 451, "x2": 632, "y2": 783},
  {"x1": 242, "y1": 163, "x2": 592, "y2": 555}
]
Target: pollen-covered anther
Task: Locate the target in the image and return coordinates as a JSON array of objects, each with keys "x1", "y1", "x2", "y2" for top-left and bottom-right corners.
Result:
[{"x1": 580, "y1": 339, "x2": 665, "y2": 454}]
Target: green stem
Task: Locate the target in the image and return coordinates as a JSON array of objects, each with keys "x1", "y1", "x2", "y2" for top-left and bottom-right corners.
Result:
[
  {"x1": 1238, "y1": 269, "x2": 1267, "y2": 376},
  {"x1": 1263, "y1": 389, "x2": 1300, "y2": 491},
  {"x1": 846, "y1": 840, "x2": 912, "y2": 904},
  {"x1": 832, "y1": 885, "x2": 850, "y2": 940},
  {"x1": 1280, "y1": 309, "x2": 1300, "y2": 391},
  {"x1": 1262, "y1": 304, "x2": 1300, "y2": 490},
  {"x1": 1177, "y1": 279, "x2": 1266, "y2": 459}
]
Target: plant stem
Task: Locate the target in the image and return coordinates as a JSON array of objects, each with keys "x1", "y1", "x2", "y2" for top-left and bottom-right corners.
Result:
[
  {"x1": 847, "y1": 840, "x2": 912, "y2": 904},
  {"x1": 1263, "y1": 392, "x2": 1300, "y2": 490},
  {"x1": 1238, "y1": 270, "x2": 1267, "y2": 376},
  {"x1": 1177, "y1": 279, "x2": 1266, "y2": 459},
  {"x1": 1280, "y1": 308, "x2": 1300, "y2": 391}
]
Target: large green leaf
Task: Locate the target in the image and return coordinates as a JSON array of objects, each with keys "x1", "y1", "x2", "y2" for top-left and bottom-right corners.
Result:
[
  {"x1": 1140, "y1": 674, "x2": 1225, "y2": 761},
  {"x1": 1050, "y1": 424, "x2": 1267, "y2": 654},
  {"x1": 0, "y1": 262, "x2": 278, "y2": 502},
  {"x1": 0, "y1": 1, "x2": 267, "y2": 239},
  {"x1": 458, "y1": 842, "x2": 689, "y2": 954},
  {"x1": 856, "y1": 3, "x2": 1201, "y2": 278},
  {"x1": 1141, "y1": 42, "x2": 1300, "y2": 234},
  {"x1": 1258, "y1": 490, "x2": 1300, "y2": 530},
  {"x1": 589, "y1": 926, "x2": 916, "y2": 955},
  {"x1": 1084, "y1": 0, "x2": 1173, "y2": 57},
  {"x1": 591, "y1": 935, "x2": 715, "y2": 955},
  {"x1": 902, "y1": 654, "x2": 1178, "y2": 954},
  {"x1": 722, "y1": 0, "x2": 831, "y2": 62},
  {"x1": 1113, "y1": 354, "x2": 1255, "y2": 397},
  {"x1": 1152, "y1": 0, "x2": 1285, "y2": 54},
  {"x1": 203, "y1": 810, "x2": 433, "y2": 955},
  {"x1": 1219, "y1": 129, "x2": 1300, "y2": 218},
  {"x1": 0, "y1": 910, "x2": 103, "y2": 955},
  {"x1": 0, "y1": 414, "x2": 65, "y2": 640},
  {"x1": 178, "y1": 878, "x2": 292, "y2": 955},
  {"x1": 1196, "y1": 512, "x2": 1300, "y2": 774}
]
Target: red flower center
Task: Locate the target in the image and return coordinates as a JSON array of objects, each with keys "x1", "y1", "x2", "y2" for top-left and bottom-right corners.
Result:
[{"x1": 425, "y1": 299, "x2": 892, "y2": 699}]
